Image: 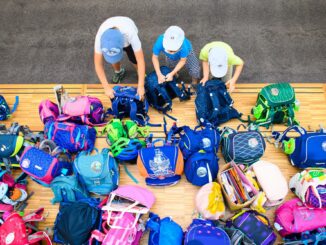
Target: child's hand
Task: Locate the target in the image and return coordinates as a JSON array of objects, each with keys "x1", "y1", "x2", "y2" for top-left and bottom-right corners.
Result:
[
  {"x1": 200, "y1": 77, "x2": 208, "y2": 85},
  {"x1": 226, "y1": 78, "x2": 236, "y2": 93},
  {"x1": 137, "y1": 85, "x2": 145, "y2": 101},
  {"x1": 165, "y1": 73, "x2": 174, "y2": 82},
  {"x1": 158, "y1": 73, "x2": 166, "y2": 84},
  {"x1": 105, "y1": 87, "x2": 115, "y2": 99}
]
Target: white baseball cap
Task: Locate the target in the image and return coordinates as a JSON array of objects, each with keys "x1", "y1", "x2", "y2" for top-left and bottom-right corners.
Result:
[
  {"x1": 208, "y1": 47, "x2": 228, "y2": 78},
  {"x1": 163, "y1": 26, "x2": 185, "y2": 51}
]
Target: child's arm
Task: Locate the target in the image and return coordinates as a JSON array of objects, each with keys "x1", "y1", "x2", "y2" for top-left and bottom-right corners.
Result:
[
  {"x1": 134, "y1": 49, "x2": 146, "y2": 100},
  {"x1": 226, "y1": 63, "x2": 244, "y2": 92},
  {"x1": 152, "y1": 54, "x2": 166, "y2": 84},
  {"x1": 200, "y1": 61, "x2": 209, "y2": 85}
]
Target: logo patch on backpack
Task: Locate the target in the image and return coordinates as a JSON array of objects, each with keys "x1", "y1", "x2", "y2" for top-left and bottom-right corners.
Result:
[
  {"x1": 248, "y1": 138, "x2": 259, "y2": 148},
  {"x1": 202, "y1": 138, "x2": 211, "y2": 149},
  {"x1": 322, "y1": 141, "x2": 326, "y2": 152},
  {"x1": 197, "y1": 167, "x2": 207, "y2": 178},
  {"x1": 91, "y1": 161, "x2": 102, "y2": 173},
  {"x1": 271, "y1": 88, "x2": 279, "y2": 96},
  {"x1": 21, "y1": 159, "x2": 30, "y2": 168}
]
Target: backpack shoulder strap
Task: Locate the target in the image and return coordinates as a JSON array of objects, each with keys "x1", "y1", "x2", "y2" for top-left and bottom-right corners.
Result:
[
  {"x1": 10, "y1": 96, "x2": 19, "y2": 114},
  {"x1": 28, "y1": 231, "x2": 52, "y2": 245}
]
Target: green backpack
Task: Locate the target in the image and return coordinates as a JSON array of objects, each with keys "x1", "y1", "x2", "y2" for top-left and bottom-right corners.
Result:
[{"x1": 252, "y1": 83, "x2": 299, "y2": 128}]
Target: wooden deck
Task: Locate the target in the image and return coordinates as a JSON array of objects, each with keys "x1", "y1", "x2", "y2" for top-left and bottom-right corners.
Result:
[{"x1": 1, "y1": 83, "x2": 326, "y2": 244}]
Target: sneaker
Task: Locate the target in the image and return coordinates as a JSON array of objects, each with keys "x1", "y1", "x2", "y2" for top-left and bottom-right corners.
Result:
[
  {"x1": 53, "y1": 85, "x2": 70, "y2": 114},
  {"x1": 112, "y1": 68, "x2": 126, "y2": 84}
]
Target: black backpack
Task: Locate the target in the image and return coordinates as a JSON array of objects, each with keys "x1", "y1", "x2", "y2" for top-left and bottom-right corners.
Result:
[
  {"x1": 195, "y1": 79, "x2": 241, "y2": 127},
  {"x1": 145, "y1": 66, "x2": 191, "y2": 119}
]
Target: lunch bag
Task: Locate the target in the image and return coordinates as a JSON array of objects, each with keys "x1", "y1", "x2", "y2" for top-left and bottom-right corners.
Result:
[
  {"x1": 0, "y1": 95, "x2": 19, "y2": 121},
  {"x1": 273, "y1": 125, "x2": 326, "y2": 168},
  {"x1": 221, "y1": 125, "x2": 266, "y2": 165},
  {"x1": 228, "y1": 210, "x2": 276, "y2": 245},
  {"x1": 74, "y1": 148, "x2": 119, "y2": 195},
  {"x1": 137, "y1": 139, "x2": 184, "y2": 186},
  {"x1": 252, "y1": 82, "x2": 299, "y2": 128},
  {"x1": 195, "y1": 79, "x2": 241, "y2": 127},
  {"x1": 184, "y1": 219, "x2": 231, "y2": 245},
  {"x1": 44, "y1": 121, "x2": 96, "y2": 153}
]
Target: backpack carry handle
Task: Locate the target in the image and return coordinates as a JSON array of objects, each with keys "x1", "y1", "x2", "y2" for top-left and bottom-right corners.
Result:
[
  {"x1": 151, "y1": 139, "x2": 166, "y2": 147},
  {"x1": 236, "y1": 124, "x2": 247, "y2": 131},
  {"x1": 272, "y1": 125, "x2": 307, "y2": 146}
]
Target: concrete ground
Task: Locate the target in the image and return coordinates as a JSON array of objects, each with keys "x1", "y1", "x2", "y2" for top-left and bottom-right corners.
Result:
[{"x1": 0, "y1": 0, "x2": 325, "y2": 84}]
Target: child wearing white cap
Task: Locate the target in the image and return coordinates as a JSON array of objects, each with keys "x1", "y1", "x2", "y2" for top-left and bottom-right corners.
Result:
[
  {"x1": 94, "y1": 16, "x2": 146, "y2": 99},
  {"x1": 199, "y1": 41, "x2": 244, "y2": 92},
  {"x1": 152, "y1": 26, "x2": 200, "y2": 84}
]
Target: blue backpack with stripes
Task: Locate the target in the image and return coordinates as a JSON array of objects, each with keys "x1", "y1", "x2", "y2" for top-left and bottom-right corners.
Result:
[{"x1": 0, "y1": 95, "x2": 19, "y2": 121}]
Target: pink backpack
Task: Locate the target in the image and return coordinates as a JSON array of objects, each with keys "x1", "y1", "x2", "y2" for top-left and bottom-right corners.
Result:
[
  {"x1": 274, "y1": 198, "x2": 326, "y2": 237},
  {"x1": 0, "y1": 208, "x2": 52, "y2": 245},
  {"x1": 39, "y1": 100, "x2": 59, "y2": 124},
  {"x1": 90, "y1": 185, "x2": 156, "y2": 245}
]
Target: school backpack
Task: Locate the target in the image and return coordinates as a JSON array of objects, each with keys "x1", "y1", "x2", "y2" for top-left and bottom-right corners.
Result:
[
  {"x1": 0, "y1": 208, "x2": 52, "y2": 245},
  {"x1": 227, "y1": 210, "x2": 276, "y2": 245},
  {"x1": 44, "y1": 120, "x2": 96, "y2": 153},
  {"x1": 274, "y1": 198, "x2": 326, "y2": 237},
  {"x1": 273, "y1": 125, "x2": 326, "y2": 168},
  {"x1": 283, "y1": 228, "x2": 326, "y2": 245},
  {"x1": 184, "y1": 219, "x2": 231, "y2": 245},
  {"x1": 289, "y1": 168, "x2": 326, "y2": 208},
  {"x1": 221, "y1": 125, "x2": 266, "y2": 165},
  {"x1": 53, "y1": 198, "x2": 102, "y2": 245},
  {"x1": 252, "y1": 82, "x2": 299, "y2": 128},
  {"x1": 195, "y1": 79, "x2": 241, "y2": 127},
  {"x1": 19, "y1": 140, "x2": 73, "y2": 186},
  {"x1": 146, "y1": 212, "x2": 183, "y2": 245},
  {"x1": 50, "y1": 175, "x2": 89, "y2": 204},
  {"x1": 39, "y1": 99, "x2": 60, "y2": 124},
  {"x1": 0, "y1": 95, "x2": 19, "y2": 121},
  {"x1": 109, "y1": 86, "x2": 150, "y2": 126},
  {"x1": 145, "y1": 66, "x2": 191, "y2": 118},
  {"x1": 74, "y1": 148, "x2": 119, "y2": 195}
]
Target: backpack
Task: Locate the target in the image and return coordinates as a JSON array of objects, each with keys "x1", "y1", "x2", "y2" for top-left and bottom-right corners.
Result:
[
  {"x1": 274, "y1": 198, "x2": 326, "y2": 237},
  {"x1": 50, "y1": 175, "x2": 89, "y2": 204},
  {"x1": 252, "y1": 82, "x2": 299, "y2": 128},
  {"x1": 109, "y1": 86, "x2": 150, "y2": 126},
  {"x1": 44, "y1": 121, "x2": 97, "y2": 153},
  {"x1": 283, "y1": 228, "x2": 326, "y2": 245},
  {"x1": 145, "y1": 66, "x2": 191, "y2": 118},
  {"x1": 0, "y1": 95, "x2": 19, "y2": 121},
  {"x1": 184, "y1": 219, "x2": 231, "y2": 245},
  {"x1": 273, "y1": 125, "x2": 326, "y2": 168},
  {"x1": 74, "y1": 148, "x2": 119, "y2": 195},
  {"x1": 39, "y1": 99, "x2": 59, "y2": 124},
  {"x1": 19, "y1": 141, "x2": 72, "y2": 186},
  {"x1": 195, "y1": 79, "x2": 241, "y2": 127},
  {"x1": 227, "y1": 210, "x2": 276, "y2": 245},
  {"x1": 146, "y1": 212, "x2": 183, "y2": 245},
  {"x1": 137, "y1": 139, "x2": 184, "y2": 186},
  {"x1": 185, "y1": 151, "x2": 219, "y2": 186},
  {"x1": 221, "y1": 125, "x2": 266, "y2": 165},
  {"x1": 0, "y1": 209, "x2": 52, "y2": 245},
  {"x1": 53, "y1": 198, "x2": 102, "y2": 245}
]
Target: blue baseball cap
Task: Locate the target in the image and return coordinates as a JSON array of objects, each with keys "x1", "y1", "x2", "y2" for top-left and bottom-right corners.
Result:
[{"x1": 100, "y1": 29, "x2": 124, "y2": 64}]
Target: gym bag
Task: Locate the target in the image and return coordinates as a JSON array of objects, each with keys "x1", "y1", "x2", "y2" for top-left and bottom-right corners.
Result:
[
  {"x1": 274, "y1": 198, "x2": 326, "y2": 237},
  {"x1": 184, "y1": 219, "x2": 231, "y2": 245},
  {"x1": 137, "y1": 139, "x2": 184, "y2": 186},
  {"x1": 44, "y1": 121, "x2": 96, "y2": 153},
  {"x1": 20, "y1": 141, "x2": 72, "y2": 186},
  {"x1": 74, "y1": 148, "x2": 119, "y2": 195},
  {"x1": 227, "y1": 210, "x2": 276, "y2": 245},
  {"x1": 53, "y1": 198, "x2": 102, "y2": 245},
  {"x1": 195, "y1": 79, "x2": 241, "y2": 127},
  {"x1": 289, "y1": 168, "x2": 326, "y2": 208},
  {"x1": 109, "y1": 86, "x2": 150, "y2": 126},
  {"x1": 252, "y1": 82, "x2": 299, "y2": 128},
  {"x1": 0, "y1": 208, "x2": 52, "y2": 245},
  {"x1": 221, "y1": 125, "x2": 266, "y2": 165},
  {"x1": 273, "y1": 125, "x2": 326, "y2": 168},
  {"x1": 0, "y1": 95, "x2": 19, "y2": 121},
  {"x1": 50, "y1": 175, "x2": 89, "y2": 204},
  {"x1": 145, "y1": 66, "x2": 191, "y2": 118},
  {"x1": 146, "y1": 212, "x2": 183, "y2": 245}
]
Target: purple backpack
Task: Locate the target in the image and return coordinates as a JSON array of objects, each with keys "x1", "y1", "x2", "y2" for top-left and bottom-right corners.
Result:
[
  {"x1": 184, "y1": 219, "x2": 231, "y2": 245},
  {"x1": 39, "y1": 99, "x2": 59, "y2": 124}
]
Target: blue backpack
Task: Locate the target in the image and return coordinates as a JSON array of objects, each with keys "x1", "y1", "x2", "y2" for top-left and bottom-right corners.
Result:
[
  {"x1": 50, "y1": 175, "x2": 89, "y2": 204},
  {"x1": 272, "y1": 125, "x2": 326, "y2": 168},
  {"x1": 146, "y1": 212, "x2": 183, "y2": 245},
  {"x1": 195, "y1": 80, "x2": 241, "y2": 127},
  {"x1": 184, "y1": 219, "x2": 231, "y2": 245},
  {"x1": 145, "y1": 66, "x2": 191, "y2": 119},
  {"x1": 0, "y1": 95, "x2": 19, "y2": 121},
  {"x1": 74, "y1": 148, "x2": 119, "y2": 195},
  {"x1": 109, "y1": 86, "x2": 150, "y2": 126},
  {"x1": 44, "y1": 121, "x2": 96, "y2": 153}
]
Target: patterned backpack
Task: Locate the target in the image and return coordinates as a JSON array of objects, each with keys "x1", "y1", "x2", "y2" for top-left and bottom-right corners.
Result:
[
  {"x1": 0, "y1": 95, "x2": 19, "y2": 121},
  {"x1": 252, "y1": 82, "x2": 299, "y2": 128}
]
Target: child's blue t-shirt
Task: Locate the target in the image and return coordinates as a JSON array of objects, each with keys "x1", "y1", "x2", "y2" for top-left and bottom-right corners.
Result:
[{"x1": 152, "y1": 34, "x2": 192, "y2": 61}]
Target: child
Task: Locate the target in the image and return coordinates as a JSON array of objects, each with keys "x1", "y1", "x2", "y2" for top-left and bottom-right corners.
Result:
[
  {"x1": 199, "y1": 41, "x2": 244, "y2": 92},
  {"x1": 94, "y1": 16, "x2": 145, "y2": 99},
  {"x1": 152, "y1": 26, "x2": 200, "y2": 84}
]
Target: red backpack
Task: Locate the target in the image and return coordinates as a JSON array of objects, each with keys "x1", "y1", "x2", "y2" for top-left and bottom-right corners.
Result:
[{"x1": 0, "y1": 208, "x2": 52, "y2": 245}]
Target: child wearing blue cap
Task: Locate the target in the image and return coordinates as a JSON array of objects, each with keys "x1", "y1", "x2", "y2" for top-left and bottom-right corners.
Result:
[
  {"x1": 152, "y1": 26, "x2": 200, "y2": 84},
  {"x1": 94, "y1": 16, "x2": 146, "y2": 99}
]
